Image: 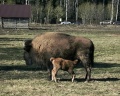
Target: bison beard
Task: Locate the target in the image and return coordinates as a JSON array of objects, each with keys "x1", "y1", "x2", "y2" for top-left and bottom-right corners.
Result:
[
  {"x1": 23, "y1": 39, "x2": 32, "y2": 65},
  {"x1": 24, "y1": 32, "x2": 94, "y2": 81}
]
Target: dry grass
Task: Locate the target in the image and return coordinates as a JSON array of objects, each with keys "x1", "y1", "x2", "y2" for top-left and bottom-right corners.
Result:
[{"x1": 0, "y1": 25, "x2": 120, "y2": 96}]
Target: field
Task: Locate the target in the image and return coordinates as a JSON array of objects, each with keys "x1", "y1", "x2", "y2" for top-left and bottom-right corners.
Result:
[{"x1": 0, "y1": 25, "x2": 120, "y2": 96}]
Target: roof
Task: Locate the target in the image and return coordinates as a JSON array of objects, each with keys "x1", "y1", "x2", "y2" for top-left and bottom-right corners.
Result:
[{"x1": 0, "y1": 4, "x2": 31, "y2": 18}]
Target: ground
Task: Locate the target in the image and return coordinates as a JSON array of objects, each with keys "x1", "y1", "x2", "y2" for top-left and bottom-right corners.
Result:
[{"x1": 0, "y1": 25, "x2": 120, "y2": 96}]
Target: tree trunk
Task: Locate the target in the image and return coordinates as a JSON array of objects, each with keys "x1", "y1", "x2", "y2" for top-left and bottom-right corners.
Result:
[
  {"x1": 116, "y1": 0, "x2": 119, "y2": 21},
  {"x1": 35, "y1": 0, "x2": 39, "y2": 23},
  {"x1": 110, "y1": 0, "x2": 114, "y2": 24},
  {"x1": 66, "y1": 0, "x2": 68, "y2": 21},
  {"x1": 60, "y1": 0, "x2": 62, "y2": 7},
  {"x1": 75, "y1": 0, "x2": 78, "y2": 23},
  {"x1": 103, "y1": 0, "x2": 105, "y2": 20}
]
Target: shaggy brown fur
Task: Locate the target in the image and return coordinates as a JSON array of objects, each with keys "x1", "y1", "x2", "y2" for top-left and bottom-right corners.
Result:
[
  {"x1": 24, "y1": 32, "x2": 94, "y2": 81},
  {"x1": 50, "y1": 57, "x2": 78, "y2": 82}
]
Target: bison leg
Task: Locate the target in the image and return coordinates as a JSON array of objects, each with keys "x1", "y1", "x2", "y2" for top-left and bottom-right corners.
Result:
[
  {"x1": 80, "y1": 54, "x2": 92, "y2": 82},
  {"x1": 85, "y1": 67, "x2": 91, "y2": 81},
  {"x1": 48, "y1": 66, "x2": 53, "y2": 81}
]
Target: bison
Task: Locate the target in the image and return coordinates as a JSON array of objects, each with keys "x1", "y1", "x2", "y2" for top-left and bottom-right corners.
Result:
[
  {"x1": 50, "y1": 57, "x2": 78, "y2": 82},
  {"x1": 24, "y1": 32, "x2": 94, "y2": 81}
]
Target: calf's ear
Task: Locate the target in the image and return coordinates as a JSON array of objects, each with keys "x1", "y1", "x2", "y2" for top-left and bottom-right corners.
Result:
[
  {"x1": 74, "y1": 59, "x2": 78, "y2": 64},
  {"x1": 50, "y1": 57, "x2": 55, "y2": 62}
]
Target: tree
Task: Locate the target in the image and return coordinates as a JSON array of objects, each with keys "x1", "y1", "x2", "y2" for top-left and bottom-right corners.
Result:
[
  {"x1": 4, "y1": 0, "x2": 119, "y2": 24},
  {"x1": 79, "y1": 2, "x2": 96, "y2": 24},
  {"x1": 102, "y1": 0, "x2": 105, "y2": 20},
  {"x1": 53, "y1": 6, "x2": 63, "y2": 23},
  {"x1": 45, "y1": 0, "x2": 53, "y2": 24},
  {"x1": 110, "y1": 0, "x2": 115, "y2": 24},
  {"x1": 116, "y1": 0, "x2": 119, "y2": 21},
  {"x1": 7, "y1": 0, "x2": 15, "y2": 4},
  {"x1": 96, "y1": 4, "x2": 104, "y2": 23},
  {"x1": 75, "y1": 0, "x2": 78, "y2": 22},
  {"x1": 35, "y1": 0, "x2": 39, "y2": 23},
  {"x1": 1, "y1": 0, "x2": 5, "y2": 4},
  {"x1": 65, "y1": 0, "x2": 68, "y2": 21}
]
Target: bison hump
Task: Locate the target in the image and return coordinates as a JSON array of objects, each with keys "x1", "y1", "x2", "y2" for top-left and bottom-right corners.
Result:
[{"x1": 31, "y1": 32, "x2": 74, "y2": 53}]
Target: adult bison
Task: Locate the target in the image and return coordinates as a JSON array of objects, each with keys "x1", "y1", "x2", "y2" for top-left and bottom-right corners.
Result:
[{"x1": 24, "y1": 32, "x2": 94, "y2": 81}]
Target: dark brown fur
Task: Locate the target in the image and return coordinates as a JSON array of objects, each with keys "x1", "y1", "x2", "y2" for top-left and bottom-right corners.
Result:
[
  {"x1": 23, "y1": 39, "x2": 32, "y2": 65},
  {"x1": 50, "y1": 57, "x2": 78, "y2": 82},
  {"x1": 24, "y1": 32, "x2": 94, "y2": 81},
  {"x1": 24, "y1": 39, "x2": 32, "y2": 52}
]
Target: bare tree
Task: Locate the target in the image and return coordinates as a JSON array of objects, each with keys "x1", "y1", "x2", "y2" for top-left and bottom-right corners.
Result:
[
  {"x1": 102, "y1": 0, "x2": 105, "y2": 20},
  {"x1": 45, "y1": 1, "x2": 53, "y2": 24},
  {"x1": 36, "y1": 0, "x2": 39, "y2": 23},
  {"x1": 60, "y1": 0, "x2": 62, "y2": 7},
  {"x1": 110, "y1": 0, "x2": 119, "y2": 23},
  {"x1": 116, "y1": 0, "x2": 119, "y2": 21},
  {"x1": 110, "y1": 0, "x2": 114, "y2": 24},
  {"x1": 65, "y1": 0, "x2": 68, "y2": 21},
  {"x1": 2, "y1": 0, "x2": 4, "y2": 4},
  {"x1": 54, "y1": 6, "x2": 63, "y2": 23},
  {"x1": 75, "y1": 0, "x2": 78, "y2": 22}
]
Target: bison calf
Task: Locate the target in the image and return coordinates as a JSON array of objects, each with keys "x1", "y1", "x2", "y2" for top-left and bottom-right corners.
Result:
[{"x1": 50, "y1": 57, "x2": 78, "y2": 82}]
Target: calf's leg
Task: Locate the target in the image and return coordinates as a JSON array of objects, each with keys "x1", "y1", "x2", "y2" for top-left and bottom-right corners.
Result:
[
  {"x1": 51, "y1": 65, "x2": 60, "y2": 82},
  {"x1": 68, "y1": 69, "x2": 75, "y2": 82},
  {"x1": 52, "y1": 69, "x2": 57, "y2": 82}
]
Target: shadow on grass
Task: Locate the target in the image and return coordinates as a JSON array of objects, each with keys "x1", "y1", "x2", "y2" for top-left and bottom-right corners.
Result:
[
  {"x1": 0, "y1": 65, "x2": 48, "y2": 80},
  {"x1": 0, "y1": 65, "x2": 47, "y2": 71},
  {"x1": 0, "y1": 62, "x2": 120, "y2": 71},
  {"x1": 91, "y1": 78, "x2": 120, "y2": 82},
  {"x1": 0, "y1": 37, "x2": 26, "y2": 42},
  {"x1": 0, "y1": 62, "x2": 120, "y2": 81},
  {"x1": 94, "y1": 62, "x2": 120, "y2": 68},
  {"x1": 75, "y1": 62, "x2": 120, "y2": 68},
  {"x1": 59, "y1": 78, "x2": 120, "y2": 82}
]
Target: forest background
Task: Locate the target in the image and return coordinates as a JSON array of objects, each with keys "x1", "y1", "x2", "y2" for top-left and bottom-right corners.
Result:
[{"x1": 0, "y1": 0, "x2": 120, "y2": 24}]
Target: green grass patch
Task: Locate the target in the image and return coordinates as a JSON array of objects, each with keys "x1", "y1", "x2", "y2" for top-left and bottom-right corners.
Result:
[{"x1": 0, "y1": 25, "x2": 120, "y2": 96}]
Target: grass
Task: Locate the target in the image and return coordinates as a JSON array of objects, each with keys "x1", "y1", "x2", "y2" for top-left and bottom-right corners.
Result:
[{"x1": 0, "y1": 25, "x2": 120, "y2": 96}]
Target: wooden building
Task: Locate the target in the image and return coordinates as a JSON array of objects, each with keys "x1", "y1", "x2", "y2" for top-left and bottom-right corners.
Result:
[{"x1": 0, "y1": 4, "x2": 31, "y2": 28}]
